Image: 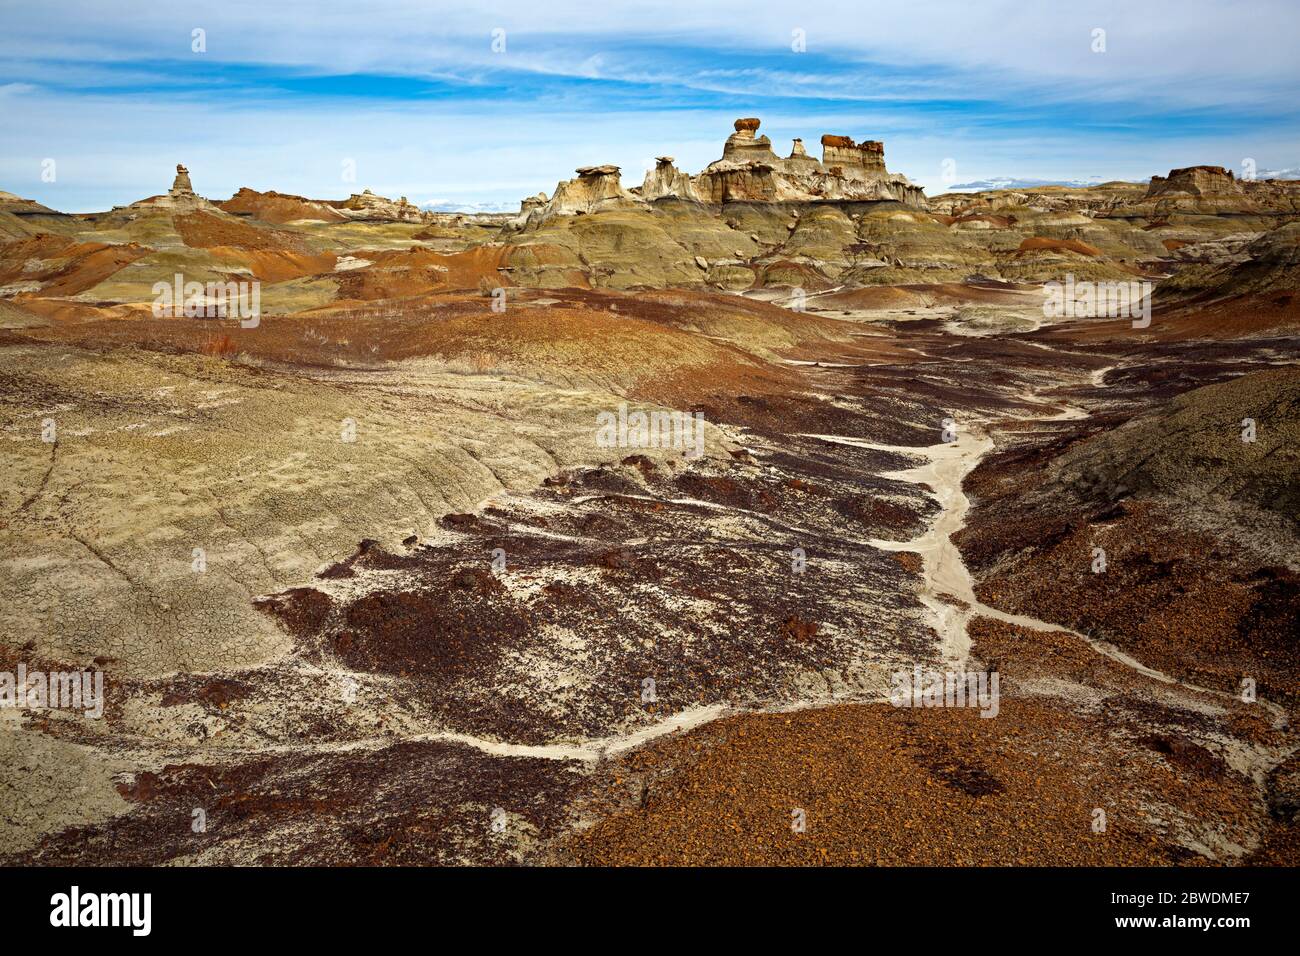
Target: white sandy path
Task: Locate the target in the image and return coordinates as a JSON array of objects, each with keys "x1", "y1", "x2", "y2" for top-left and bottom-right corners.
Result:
[{"x1": 803, "y1": 411, "x2": 1288, "y2": 733}]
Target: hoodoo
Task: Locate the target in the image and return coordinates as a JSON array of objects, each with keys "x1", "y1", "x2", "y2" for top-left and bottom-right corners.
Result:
[
  {"x1": 117, "y1": 162, "x2": 215, "y2": 211},
  {"x1": 639, "y1": 157, "x2": 700, "y2": 202},
  {"x1": 694, "y1": 119, "x2": 925, "y2": 205},
  {"x1": 170, "y1": 164, "x2": 195, "y2": 197},
  {"x1": 515, "y1": 116, "x2": 927, "y2": 226}
]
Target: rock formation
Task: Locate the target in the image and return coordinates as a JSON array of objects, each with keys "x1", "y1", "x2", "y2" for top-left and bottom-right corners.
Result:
[
  {"x1": 331, "y1": 188, "x2": 427, "y2": 222},
  {"x1": 220, "y1": 187, "x2": 348, "y2": 224},
  {"x1": 720, "y1": 117, "x2": 778, "y2": 164},
  {"x1": 1145, "y1": 165, "x2": 1243, "y2": 201},
  {"x1": 518, "y1": 165, "x2": 642, "y2": 225},
  {"x1": 1122, "y1": 166, "x2": 1300, "y2": 216},
  {"x1": 783, "y1": 138, "x2": 821, "y2": 175},
  {"x1": 1159, "y1": 221, "x2": 1300, "y2": 302},
  {"x1": 929, "y1": 185, "x2": 1136, "y2": 219},
  {"x1": 820, "y1": 134, "x2": 887, "y2": 177},
  {"x1": 514, "y1": 117, "x2": 927, "y2": 227},
  {"x1": 639, "y1": 157, "x2": 699, "y2": 202},
  {"x1": 121, "y1": 162, "x2": 214, "y2": 212},
  {"x1": 933, "y1": 167, "x2": 1300, "y2": 222},
  {"x1": 694, "y1": 118, "x2": 926, "y2": 206},
  {"x1": 170, "y1": 164, "x2": 195, "y2": 196},
  {"x1": 0, "y1": 190, "x2": 59, "y2": 216}
]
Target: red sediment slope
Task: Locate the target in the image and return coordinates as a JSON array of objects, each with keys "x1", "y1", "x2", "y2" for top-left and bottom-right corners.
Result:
[{"x1": 1015, "y1": 237, "x2": 1102, "y2": 257}]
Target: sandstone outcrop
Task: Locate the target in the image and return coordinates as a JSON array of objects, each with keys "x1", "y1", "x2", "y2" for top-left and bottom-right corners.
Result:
[
  {"x1": 171, "y1": 164, "x2": 194, "y2": 196},
  {"x1": 929, "y1": 185, "x2": 1137, "y2": 219},
  {"x1": 1121, "y1": 166, "x2": 1300, "y2": 216},
  {"x1": 513, "y1": 117, "x2": 927, "y2": 227},
  {"x1": 330, "y1": 188, "x2": 427, "y2": 222},
  {"x1": 1146, "y1": 165, "x2": 1242, "y2": 200},
  {"x1": 0, "y1": 190, "x2": 57, "y2": 215},
  {"x1": 220, "y1": 187, "x2": 349, "y2": 224},
  {"x1": 639, "y1": 157, "x2": 699, "y2": 202},
  {"x1": 0, "y1": 190, "x2": 62, "y2": 243},
  {"x1": 720, "y1": 117, "x2": 777, "y2": 164},
  {"x1": 783, "y1": 138, "x2": 821, "y2": 175},
  {"x1": 820, "y1": 134, "x2": 887, "y2": 176},
  {"x1": 504, "y1": 192, "x2": 550, "y2": 229},
  {"x1": 1159, "y1": 221, "x2": 1300, "y2": 303},
  {"x1": 694, "y1": 119, "x2": 926, "y2": 207},
  {"x1": 122, "y1": 163, "x2": 217, "y2": 212},
  {"x1": 515, "y1": 165, "x2": 642, "y2": 225}
]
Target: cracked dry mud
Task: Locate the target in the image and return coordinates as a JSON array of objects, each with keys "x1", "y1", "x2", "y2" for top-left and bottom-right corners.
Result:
[{"x1": 2, "y1": 185, "x2": 1298, "y2": 867}]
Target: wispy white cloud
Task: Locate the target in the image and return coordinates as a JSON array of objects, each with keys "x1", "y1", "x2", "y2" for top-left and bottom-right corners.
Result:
[
  {"x1": 4, "y1": 1, "x2": 1299, "y2": 105},
  {"x1": 1, "y1": 1, "x2": 1296, "y2": 210}
]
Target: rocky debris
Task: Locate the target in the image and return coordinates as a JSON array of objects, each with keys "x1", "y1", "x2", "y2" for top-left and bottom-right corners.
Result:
[
  {"x1": 561, "y1": 698, "x2": 1223, "y2": 865},
  {"x1": 3, "y1": 227, "x2": 1298, "y2": 865},
  {"x1": 11, "y1": 738, "x2": 584, "y2": 866},
  {"x1": 957, "y1": 363, "x2": 1300, "y2": 700},
  {"x1": 4, "y1": 117, "x2": 1300, "y2": 873}
]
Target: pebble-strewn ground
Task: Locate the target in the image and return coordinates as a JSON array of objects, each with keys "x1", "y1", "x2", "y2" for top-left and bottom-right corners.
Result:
[{"x1": 560, "y1": 701, "x2": 1215, "y2": 866}]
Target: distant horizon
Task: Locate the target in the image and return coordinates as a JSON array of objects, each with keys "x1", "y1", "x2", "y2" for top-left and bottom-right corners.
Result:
[
  {"x1": 4, "y1": 0, "x2": 1299, "y2": 213},
  {"x1": 19, "y1": 165, "x2": 1300, "y2": 218},
  {"x1": 4, "y1": 165, "x2": 1166, "y2": 216}
]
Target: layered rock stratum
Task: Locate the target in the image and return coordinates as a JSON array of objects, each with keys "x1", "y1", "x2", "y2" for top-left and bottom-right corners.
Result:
[{"x1": 517, "y1": 118, "x2": 925, "y2": 229}]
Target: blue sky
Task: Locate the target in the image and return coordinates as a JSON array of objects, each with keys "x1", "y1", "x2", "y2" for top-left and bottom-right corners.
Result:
[{"x1": 2, "y1": 0, "x2": 1298, "y2": 211}]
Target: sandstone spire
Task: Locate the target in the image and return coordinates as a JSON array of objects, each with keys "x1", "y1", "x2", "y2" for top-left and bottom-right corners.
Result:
[
  {"x1": 641, "y1": 157, "x2": 699, "y2": 202},
  {"x1": 721, "y1": 117, "x2": 779, "y2": 164},
  {"x1": 170, "y1": 164, "x2": 194, "y2": 196}
]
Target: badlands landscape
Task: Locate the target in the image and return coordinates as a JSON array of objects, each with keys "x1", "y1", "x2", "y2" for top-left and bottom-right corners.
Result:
[{"x1": 1, "y1": 119, "x2": 1298, "y2": 866}]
